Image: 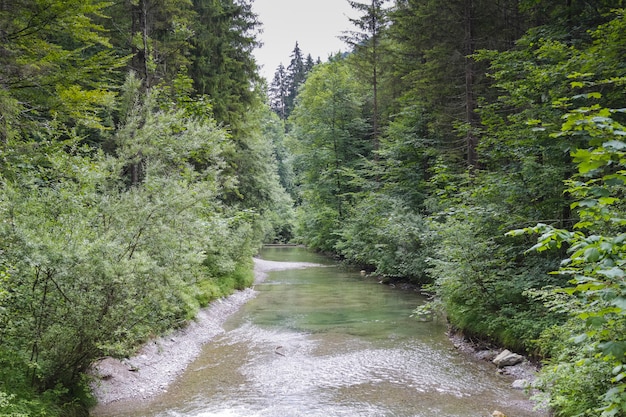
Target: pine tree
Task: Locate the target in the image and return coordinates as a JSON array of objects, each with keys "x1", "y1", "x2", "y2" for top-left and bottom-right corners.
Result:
[
  {"x1": 189, "y1": 0, "x2": 261, "y2": 128},
  {"x1": 268, "y1": 44, "x2": 317, "y2": 121},
  {"x1": 342, "y1": 0, "x2": 389, "y2": 148},
  {"x1": 387, "y1": 0, "x2": 527, "y2": 168},
  {"x1": 269, "y1": 63, "x2": 288, "y2": 120},
  {"x1": 284, "y1": 42, "x2": 306, "y2": 116},
  {"x1": 304, "y1": 53, "x2": 316, "y2": 73}
]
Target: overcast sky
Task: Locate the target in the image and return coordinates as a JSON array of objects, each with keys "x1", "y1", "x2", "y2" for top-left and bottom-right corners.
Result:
[{"x1": 252, "y1": 0, "x2": 356, "y2": 82}]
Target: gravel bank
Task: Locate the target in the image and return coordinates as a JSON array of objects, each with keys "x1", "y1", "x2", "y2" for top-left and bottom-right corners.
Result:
[{"x1": 90, "y1": 258, "x2": 323, "y2": 405}]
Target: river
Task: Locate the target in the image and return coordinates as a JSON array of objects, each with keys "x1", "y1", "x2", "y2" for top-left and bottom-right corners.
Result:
[{"x1": 91, "y1": 246, "x2": 546, "y2": 417}]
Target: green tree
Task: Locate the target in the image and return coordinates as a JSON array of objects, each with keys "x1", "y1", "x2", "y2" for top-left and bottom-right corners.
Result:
[
  {"x1": 342, "y1": 0, "x2": 389, "y2": 147},
  {"x1": 506, "y1": 10, "x2": 626, "y2": 414},
  {"x1": 287, "y1": 57, "x2": 369, "y2": 251},
  {"x1": 387, "y1": 0, "x2": 527, "y2": 168},
  {"x1": 284, "y1": 42, "x2": 306, "y2": 117},
  {"x1": 189, "y1": 0, "x2": 261, "y2": 128},
  {"x1": 107, "y1": 0, "x2": 196, "y2": 88},
  {"x1": 510, "y1": 87, "x2": 626, "y2": 416},
  {"x1": 269, "y1": 63, "x2": 288, "y2": 120},
  {"x1": 268, "y1": 43, "x2": 316, "y2": 121},
  {"x1": 0, "y1": 0, "x2": 127, "y2": 141}
]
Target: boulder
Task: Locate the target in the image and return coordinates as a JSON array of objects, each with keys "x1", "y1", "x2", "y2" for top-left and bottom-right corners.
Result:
[
  {"x1": 512, "y1": 379, "x2": 530, "y2": 390},
  {"x1": 492, "y1": 349, "x2": 523, "y2": 367}
]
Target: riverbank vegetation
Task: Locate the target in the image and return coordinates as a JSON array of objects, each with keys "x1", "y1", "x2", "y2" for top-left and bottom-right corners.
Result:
[
  {"x1": 2, "y1": 1, "x2": 626, "y2": 416},
  {"x1": 0, "y1": 1, "x2": 292, "y2": 415},
  {"x1": 272, "y1": 2, "x2": 626, "y2": 416}
]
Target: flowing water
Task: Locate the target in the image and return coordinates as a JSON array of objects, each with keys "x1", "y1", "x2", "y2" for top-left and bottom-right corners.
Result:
[{"x1": 92, "y1": 246, "x2": 546, "y2": 417}]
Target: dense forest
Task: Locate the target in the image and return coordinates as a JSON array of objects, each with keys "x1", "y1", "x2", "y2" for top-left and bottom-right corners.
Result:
[{"x1": 0, "y1": 0, "x2": 625, "y2": 416}]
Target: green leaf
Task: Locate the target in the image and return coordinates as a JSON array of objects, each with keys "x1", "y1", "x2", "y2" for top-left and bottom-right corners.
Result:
[
  {"x1": 598, "y1": 267, "x2": 625, "y2": 279},
  {"x1": 578, "y1": 200, "x2": 598, "y2": 207},
  {"x1": 599, "y1": 197, "x2": 619, "y2": 205},
  {"x1": 604, "y1": 140, "x2": 626, "y2": 150},
  {"x1": 587, "y1": 316, "x2": 607, "y2": 328},
  {"x1": 611, "y1": 297, "x2": 626, "y2": 311},
  {"x1": 599, "y1": 341, "x2": 626, "y2": 359},
  {"x1": 584, "y1": 247, "x2": 601, "y2": 262}
]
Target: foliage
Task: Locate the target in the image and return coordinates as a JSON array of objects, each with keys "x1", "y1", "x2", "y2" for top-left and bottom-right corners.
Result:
[
  {"x1": 429, "y1": 205, "x2": 565, "y2": 352},
  {"x1": 336, "y1": 196, "x2": 433, "y2": 283},
  {"x1": 0, "y1": 0, "x2": 291, "y2": 413},
  {"x1": 377, "y1": 104, "x2": 438, "y2": 209},
  {"x1": 189, "y1": 0, "x2": 262, "y2": 129},
  {"x1": 509, "y1": 73, "x2": 626, "y2": 415},
  {"x1": 342, "y1": 0, "x2": 390, "y2": 142},
  {"x1": 268, "y1": 43, "x2": 317, "y2": 120},
  {"x1": 287, "y1": 57, "x2": 370, "y2": 251},
  {"x1": 0, "y1": 0, "x2": 128, "y2": 139}
]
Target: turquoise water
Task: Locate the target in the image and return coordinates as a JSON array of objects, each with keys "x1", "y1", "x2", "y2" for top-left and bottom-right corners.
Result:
[{"x1": 92, "y1": 247, "x2": 545, "y2": 417}]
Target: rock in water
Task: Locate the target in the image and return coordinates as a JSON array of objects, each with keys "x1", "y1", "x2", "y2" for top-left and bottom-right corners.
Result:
[
  {"x1": 512, "y1": 378, "x2": 530, "y2": 390},
  {"x1": 492, "y1": 349, "x2": 523, "y2": 367}
]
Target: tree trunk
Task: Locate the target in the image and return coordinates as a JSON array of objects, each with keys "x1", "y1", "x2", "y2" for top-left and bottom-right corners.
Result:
[
  {"x1": 130, "y1": 0, "x2": 150, "y2": 87},
  {"x1": 464, "y1": 0, "x2": 479, "y2": 168},
  {"x1": 371, "y1": 0, "x2": 380, "y2": 152}
]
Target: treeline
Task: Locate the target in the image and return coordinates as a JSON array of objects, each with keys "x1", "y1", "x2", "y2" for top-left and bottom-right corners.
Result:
[
  {"x1": 268, "y1": 42, "x2": 319, "y2": 121},
  {"x1": 273, "y1": 1, "x2": 626, "y2": 416},
  {"x1": 0, "y1": 0, "x2": 293, "y2": 415}
]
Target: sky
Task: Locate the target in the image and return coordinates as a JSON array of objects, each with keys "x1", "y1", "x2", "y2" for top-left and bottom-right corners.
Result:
[{"x1": 251, "y1": 0, "x2": 356, "y2": 82}]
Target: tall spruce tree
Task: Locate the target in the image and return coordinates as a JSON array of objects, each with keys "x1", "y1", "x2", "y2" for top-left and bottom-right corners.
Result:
[
  {"x1": 269, "y1": 63, "x2": 288, "y2": 120},
  {"x1": 342, "y1": 0, "x2": 389, "y2": 148},
  {"x1": 189, "y1": 0, "x2": 261, "y2": 128},
  {"x1": 268, "y1": 43, "x2": 316, "y2": 121},
  {"x1": 387, "y1": 0, "x2": 527, "y2": 168},
  {"x1": 304, "y1": 53, "x2": 316, "y2": 73},
  {"x1": 284, "y1": 42, "x2": 306, "y2": 117}
]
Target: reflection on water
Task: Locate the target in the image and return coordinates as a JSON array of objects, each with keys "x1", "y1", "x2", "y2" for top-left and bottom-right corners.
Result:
[{"x1": 92, "y1": 247, "x2": 545, "y2": 417}]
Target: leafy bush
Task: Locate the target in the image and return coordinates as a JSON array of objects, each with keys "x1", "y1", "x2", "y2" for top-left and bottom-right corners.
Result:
[
  {"x1": 0, "y1": 82, "x2": 286, "y2": 414},
  {"x1": 430, "y1": 209, "x2": 565, "y2": 352},
  {"x1": 336, "y1": 195, "x2": 434, "y2": 284},
  {"x1": 534, "y1": 321, "x2": 615, "y2": 417}
]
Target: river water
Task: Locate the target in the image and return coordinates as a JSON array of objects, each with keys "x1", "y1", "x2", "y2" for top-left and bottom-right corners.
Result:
[{"x1": 93, "y1": 246, "x2": 546, "y2": 417}]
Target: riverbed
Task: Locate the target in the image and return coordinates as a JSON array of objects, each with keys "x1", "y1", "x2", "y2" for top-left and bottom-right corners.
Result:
[{"x1": 91, "y1": 246, "x2": 546, "y2": 417}]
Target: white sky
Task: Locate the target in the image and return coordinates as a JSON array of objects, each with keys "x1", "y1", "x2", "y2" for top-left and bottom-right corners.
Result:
[{"x1": 252, "y1": 0, "x2": 356, "y2": 82}]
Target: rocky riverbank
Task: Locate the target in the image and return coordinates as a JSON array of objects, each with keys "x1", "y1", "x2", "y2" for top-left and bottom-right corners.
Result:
[
  {"x1": 90, "y1": 258, "x2": 323, "y2": 406},
  {"x1": 449, "y1": 332, "x2": 542, "y2": 391}
]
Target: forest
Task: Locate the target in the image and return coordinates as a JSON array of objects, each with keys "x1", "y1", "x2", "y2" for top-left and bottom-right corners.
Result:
[{"x1": 0, "y1": 0, "x2": 625, "y2": 416}]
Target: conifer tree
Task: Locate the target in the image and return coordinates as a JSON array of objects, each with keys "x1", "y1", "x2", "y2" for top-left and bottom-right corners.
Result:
[
  {"x1": 304, "y1": 54, "x2": 316, "y2": 73},
  {"x1": 269, "y1": 63, "x2": 288, "y2": 120},
  {"x1": 285, "y1": 42, "x2": 306, "y2": 116},
  {"x1": 268, "y1": 43, "x2": 317, "y2": 121},
  {"x1": 342, "y1": 0, "x2": 389, "y2": 148},
  {"x1": 189, "y1": 0, "x2": 261, "y2": 127},
  {"x1": 387, "y1": 0, "x2": 526, "y2": 168}
]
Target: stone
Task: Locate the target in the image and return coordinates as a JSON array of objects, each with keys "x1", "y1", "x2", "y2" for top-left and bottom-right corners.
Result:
[
  {"x1": 476, "y1": 349, "x2": 498, "y2": 361},
  {"x1": 512, "y1": 379, "x2": 530, "y2": 390},
  {"x1": 492, "y1": 411, "x2": 507, "y2": 417},
  {"x1": 492, "y1": 349, "x2": 523, "y2": 367}
]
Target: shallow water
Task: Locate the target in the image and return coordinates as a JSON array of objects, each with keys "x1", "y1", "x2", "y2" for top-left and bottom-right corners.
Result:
[{"x1": 92, "y1": 246, "x2": 545, "y2": 417}]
